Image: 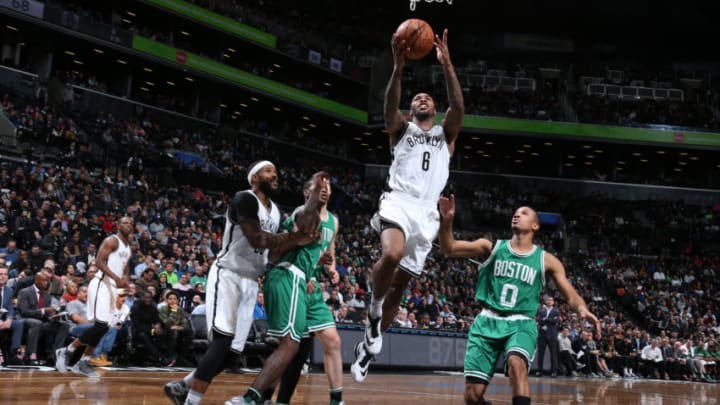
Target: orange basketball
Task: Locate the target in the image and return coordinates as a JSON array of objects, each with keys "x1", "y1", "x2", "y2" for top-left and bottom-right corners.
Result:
[{"x1": 395, "y1": 18, "x2": 435, "y2": 60}]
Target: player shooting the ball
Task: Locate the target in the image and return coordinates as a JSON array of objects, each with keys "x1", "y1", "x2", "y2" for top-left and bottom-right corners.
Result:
[{"x1": 350, "y1": 23, "x2": 464, "y2": 383}]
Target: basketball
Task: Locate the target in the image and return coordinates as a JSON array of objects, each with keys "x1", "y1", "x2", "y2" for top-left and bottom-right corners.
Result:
[{"x1": 395, "y1": 18, "x2": 435, "y2": 60}]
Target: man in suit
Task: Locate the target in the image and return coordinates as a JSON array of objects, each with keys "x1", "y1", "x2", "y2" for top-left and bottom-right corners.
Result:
[
  {"x1": 17, "y1": 272, "x2": 69, "y2": 365},
  {"x1": 536, "y1": 295, "x2": 561, "y2": 377},
  {"x1": 0, "y1": 264, "x2": 24, "y2": 364}
]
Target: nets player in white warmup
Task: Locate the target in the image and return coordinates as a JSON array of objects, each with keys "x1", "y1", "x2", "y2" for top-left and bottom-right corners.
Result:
[
  {"x1": 56, "y1": 216, "x2": 134, "y2": 377},
  {"x1": 164, "y1": 161, "x2": 316, "y2": 405},
  {"x1": 351, "y1": 28, "x2": 464, "y2": 382}
]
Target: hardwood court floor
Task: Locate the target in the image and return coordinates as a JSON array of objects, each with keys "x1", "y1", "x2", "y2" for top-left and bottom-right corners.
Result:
[{"x1": 0, "y1": 366, "x2": 718, "y2": 404}]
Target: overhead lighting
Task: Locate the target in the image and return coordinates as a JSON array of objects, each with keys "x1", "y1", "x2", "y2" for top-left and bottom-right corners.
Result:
[
  {"x1": 126, "y1": 11, "x2": 136, "y2": 16},
  {"x1": 673, "y1": 168, "x2": 682, "y2": 172},
  {"x1": 140, "y1": 87, "x2": 149, "y2": 91},
  {"x1": 656, "y1": 150, "x2": 665, "y2": 154},
  {"x1": 514, "y1": 159, "x2": 523, "y2": 163},
  {"x1": 544, "y1": 142, "x2": 553, "y2": 146},
  {"x1": 302, "y1": 116, "x2": 310, "y2": 121},
  {"x1": 184, "y1": 77, "x2": 194, "y2": 82},
  {"x1": 73, "y1": 60, "x2": 83, "y2": 65},
  {"x1": 567, "y1": 155, "x2": 576, "y2": 159},
  {"x1": 582, "y1": 145, "x2": 591, "y2": 149},
  {"x1": 363, "y1": 132, "x2": 372, "y2": 136},
  {"x1": 361, "y1": 143, "x2": 369, "y2": 146},
  {"x1": 617, "y1": 161, "x2": 625, "y2": 165},
  {"x1": 690, "y1": 156, "x2": 699, "y2": 161},
  {"x1": 251, "y1": 97, "x2": 259, "y2": 102},
  {"x1": 616, "y1": 167, "x2": 623, "y2": 171},
  {"x1": 239, "y1": 103, "x2": 248, "y2": 107},
  {"x1": 180, "y1": 30, "x2": 190, "y2": 36},
  {"x1": 145, "y1": 81, "x2": 155, "y2": 86},
  {"x1": 517, "y1": 149, "x2": 526, "y2": 153},
  {"x1": 231, "y1": 115, "x2": 238, "y2": 119},
  {"x1": 586, "y1": 155, "x2": 594, "y2": 159},
  {"x1": 122, "y1": 18, "x2": 132, "y2": 24},
  {"x1": 302, "y1": 128, "x2": 309, "y2": 132},
  {"x1": 483, "y1": 154, "x2": 491, "y2": 158},
  {"x1": 64, "y1": 50, "x2": 76, "y2": 56},
  {"x1": 6, "y1": 25, "x2": 19, "y2": 31},
  {"x1": 323, "y1": 82, "x2": 332, "y2": 87},
  {"x1": 309, "y1": 123, "x2": 316, "y2": 128},
  {"x1": 377, "y1": 145, "x2": 383, "y2": 149},
  {"x1": 227, "y1": 47, "x2": 236, "y2": 53},
  {"x1": 471, "y1": 136, "x2": 480, "y2": 140},
  {"x1": 632, "y1": 152, "x2": 641, "y2": 156},
  {"x1": 523, "y1": 144, "x2": 531, "y2": 148},
  {"x1": 333, "y1": 123, "x2": 341, "y2": 127},
  {"x1": 143, "y1": 67, "x2": 153, "y2": 72},
  {"x1": 464, "y1": 145, "x2": 472, "y2": 149},
  {"x1": 273, "y1": 63, "x2": 281, "y2": 68},
  {"x1": 564, "y1": 163, "x2": 573, "y2": 167},
  {"x1": 117, "y1": 59, "x2": 127, "y2": 64},
  {"x1": 485, "y1": 141, "x2": 494, "y2": 145},
  {"x1": 595, "y1": 149, "x2": 603, "y2": 153},
  {"x1": 353, "y1": 137, "x2": 362, "y2": 141},
  {"x1": 273, "y1": 107, "x2": 282, "y2": 112},
  {"x1": 640, "y1": 159, "x2": 648, "y2": 163},
  {"x1": 584, "y1": 161, "x2": 592, "y2": 165},
  {"x1": 679, "y1": 161, "x2": 687, "y2": 166},
  {"x1": 223, "y1": 53, "x2": 230, "y2": 58},
  {"x1": 93, "y1": 48, "x2": 104, "y2": 54},
  {"x1": 233, "y1": 110, "x2": 242, "y2": 115},
  {"x1": 166, "y1": 81, "x2": 175, "y2": 86},
  {"x1": 18, "y1": 42, "x2": 25, "y2": 46},
  {"x1": 531, "y1": 152, "x2": 539, "y2": 156},
  {"x1": 220, "y1": 104, "x2": 227, "y2": 108},
  {"x1": 680, "y1": 152, "x2": 688, "y2": 156}
]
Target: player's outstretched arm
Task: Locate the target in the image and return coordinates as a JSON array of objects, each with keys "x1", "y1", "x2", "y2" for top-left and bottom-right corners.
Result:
[
  {"x1": 230, "y1": 191, "x2": 308, "y2": 250},
  {"x1": 545, "y1": 253, "x2": 601, "y2": 333},
  {"x1": 436, "y1": 29, "x2": 464, "y2": 146},
  {"x1": 384, "y1": 33, "x2": 409, "y2": 143},
  {"x1": 438, "y1": 194, "x2": 492, "y2": 258}
]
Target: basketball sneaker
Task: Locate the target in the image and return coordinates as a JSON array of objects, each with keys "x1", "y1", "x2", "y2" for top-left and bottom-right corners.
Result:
[
  {"x1": 55, "y1": 348, "x2": 68, "y2": 372},
  {"x1": 364, "y1": 316, "x2": 382, "y2": 355},
  {"x1": 224, "y1": 397, "x2": 256, "y2": 405},
  {"x1": 71, "y1": 359, "x2": 99, "y2": 378},
  {"x1": 350, "y1": 341, "x2": 374, "y2": 383},
  {"x1": 163, "y1": 380, "x2": 190, "y2": 405}
]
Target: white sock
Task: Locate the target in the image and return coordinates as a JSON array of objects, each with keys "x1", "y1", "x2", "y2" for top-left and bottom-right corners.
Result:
[
  {"x1": 66, "y1": 344, "x2": 76, "y2": 353},
  {"x1": 182, "y1": 370, "x2": 195, "y2": 386},
  {"x1": 184, "y1": 390, "x2": 203, "y2": 405},
  {"x1": 369, "y1": 297, "x2": 384, "y2": 319}
]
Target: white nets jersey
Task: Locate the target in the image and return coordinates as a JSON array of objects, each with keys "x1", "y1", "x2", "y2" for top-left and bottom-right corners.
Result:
[
  {"x1": 98, "y1": 235, "x2": 131, "y2": 287},
  {"x1": 215, "y1": 190, "x2": 280, "y2": 279},
  {"x1": 387, "y1": 122, "x2": 450, "y2": 202}
]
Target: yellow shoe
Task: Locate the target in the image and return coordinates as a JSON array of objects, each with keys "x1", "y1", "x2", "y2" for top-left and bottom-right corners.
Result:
[{"x1": 89, "y1": 355, "x2": 112, "y2": 367}]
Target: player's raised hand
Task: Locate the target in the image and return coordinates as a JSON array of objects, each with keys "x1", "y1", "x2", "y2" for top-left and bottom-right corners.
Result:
[
  {"x1": 391, "y1": 33, "x2": 407, "y2": 68},
  {"x1": 438, "y1": 194, "x2": 456, "y2": 219},
  {"x1": 434, "y1": 29, "x2": 452, "y2": 66}
]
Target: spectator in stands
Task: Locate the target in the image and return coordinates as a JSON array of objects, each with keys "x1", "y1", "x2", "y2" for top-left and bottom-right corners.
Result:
[
  {"x1": 536, "y1": 295, "x2": 561, "y2": 377},
  {"x1": 253, "y1": 292, "x2": 267, "y2": 321},
  {"x1": 391, "y1": 307, "x2": 413, "y2": 328},
  {"x1": 557, "y1": 327, "x2": 578, "y2": 377},
  {"x1": 18, "y1": 272, "x2": 70, "y2": 365},
  {"x1": 158, "y1": 290, "x2": 192, "y2": 367},
  {"x1": 0, "y1": 264, "x2": 24, "y2": 365},
  {"x1": 131, "y1": 291, "x2": 168, "y2": 366},
  {"x1": 640, "y1": 338, "x2": 664, "y2": 378}
]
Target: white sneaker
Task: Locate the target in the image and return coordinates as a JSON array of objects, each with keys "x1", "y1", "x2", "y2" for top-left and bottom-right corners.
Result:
[
  {"x1": 364, "y1": 316, "x2": 382, "y2": 355},
  {"x1": 55, "y1": 348, "x2": 68, "y2": 372},
  {"x1": 225, "y1": 396, "x2": 254, "y2": 405},
  {"x1": 70, "y1": 359, "x2": 99, "y2": 378},
  {"x1": 350, "y1": 341, "x2": 374, "y2": 383}
]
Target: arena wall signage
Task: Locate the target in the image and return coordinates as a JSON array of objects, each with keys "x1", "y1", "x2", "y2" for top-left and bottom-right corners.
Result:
[{"x1": 144, "y1": 0, "x2": 276, "y2": 48}]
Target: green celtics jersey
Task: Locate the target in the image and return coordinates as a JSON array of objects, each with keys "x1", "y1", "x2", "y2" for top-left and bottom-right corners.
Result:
[
  {"x1": 280, "y1": 206, "x2": 336, "y2": 277},
  {"x1": 475, "y1": 239, "x2": 545, "y2": 318}
]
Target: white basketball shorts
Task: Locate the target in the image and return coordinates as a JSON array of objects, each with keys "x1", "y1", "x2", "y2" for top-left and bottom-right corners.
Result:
[
  {"x1": 371, "y1": 191, "x2": 440, "y2": 277},
  {"x1": 205, "y1": 261, "x2": 259, "y2": 353},
  {"x1": 87, "y1": 277, "x2": 116, "y2": 324}
]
